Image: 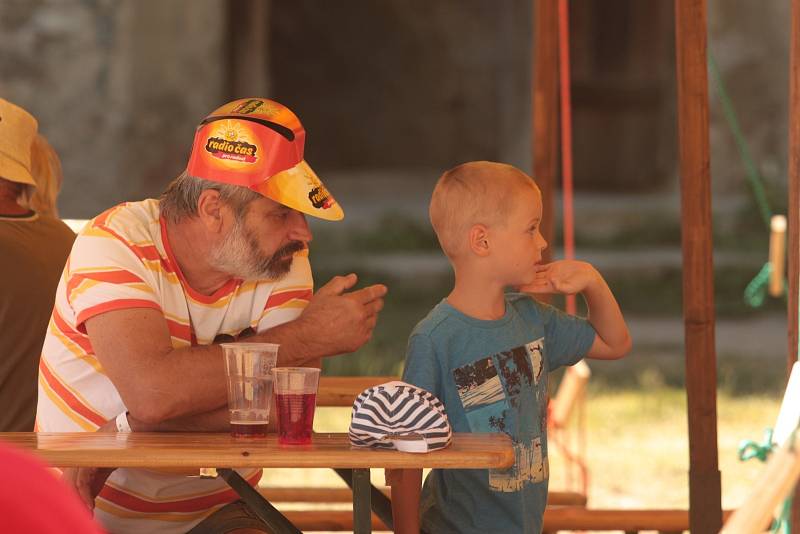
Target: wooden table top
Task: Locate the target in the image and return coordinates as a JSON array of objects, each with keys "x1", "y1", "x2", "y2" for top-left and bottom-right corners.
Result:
[
  {"x1": 1, "y1": 432, "x2": 514, "y2": 470},
  {"x1": 317, "y1": 376, "x2": 397, "y2": 406}
]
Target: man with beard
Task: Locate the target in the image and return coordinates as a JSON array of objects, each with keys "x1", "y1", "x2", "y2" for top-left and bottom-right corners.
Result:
[{"x1": 37, "y1": 99, "x2": 387, "y2": 533}]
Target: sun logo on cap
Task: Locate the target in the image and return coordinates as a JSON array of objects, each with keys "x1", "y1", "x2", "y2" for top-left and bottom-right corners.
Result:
[
  {"x1": 260, "y1": 101, "x2": 281, "y2": 118},
  {"x1": 220, "y1": 120, "x2": 248, "y2": 142}
]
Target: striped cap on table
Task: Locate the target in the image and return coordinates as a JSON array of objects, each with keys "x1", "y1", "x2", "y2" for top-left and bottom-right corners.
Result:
[{"x1": 349, "y1": 381, "x2": 452, "y2": 453}]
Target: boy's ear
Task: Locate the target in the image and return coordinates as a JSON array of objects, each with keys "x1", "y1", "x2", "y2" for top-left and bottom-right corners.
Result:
[{"x1": 468, "y1": 224, "x2": 491, "y2": 257}]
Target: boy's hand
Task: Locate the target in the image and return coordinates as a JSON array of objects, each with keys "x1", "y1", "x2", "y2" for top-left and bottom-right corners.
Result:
[
  {"x1": 521, "y1": 260, "x2": 632, "y2": 360},
  {"x1": 518, "y1": 260, "x2": 599, "y2": 295}
]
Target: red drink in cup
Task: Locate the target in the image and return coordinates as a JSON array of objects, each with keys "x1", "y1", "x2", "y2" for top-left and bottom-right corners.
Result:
[
  {"x1": 272, "y1": 368, "x2": 320, "y2": 445},
  {"x1": 275, "y1": 392, "x2": 317, "y2": 443}
]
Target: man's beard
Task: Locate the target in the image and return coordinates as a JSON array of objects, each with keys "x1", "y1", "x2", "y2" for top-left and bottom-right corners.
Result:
[{"x1": 209, "y1": 217, "x2": 305, "y2": 281}]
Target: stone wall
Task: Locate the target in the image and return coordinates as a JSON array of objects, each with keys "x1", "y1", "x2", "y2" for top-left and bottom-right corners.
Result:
[
  {"x1": 0, "y1": 0, "x2": 794, "y2": 217},
  {"x1": 709, "y1": 0, "x2": 789, "y2": 202},
  {"x1": 0, "y1": 0, "x2": 228, "y2": 217},
  {"x1": 269, "y1": 0, "x2": 532, "y2": 173}
]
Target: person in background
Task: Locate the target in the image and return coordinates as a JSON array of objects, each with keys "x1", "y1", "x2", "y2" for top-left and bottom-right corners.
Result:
[
  {"x1": 30, "y1": 133, "x2": 66, "y2": 218},
  {"x1": 0, "y1": 97, "x2": 75, "y2": 432}
]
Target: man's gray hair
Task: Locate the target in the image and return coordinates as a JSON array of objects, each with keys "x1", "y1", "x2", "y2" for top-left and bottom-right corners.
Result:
[{"x1": 159, "y1": 171, "x2": 261, "y2": 224}]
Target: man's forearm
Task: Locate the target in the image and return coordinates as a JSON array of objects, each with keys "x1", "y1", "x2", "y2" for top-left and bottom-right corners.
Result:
[
  {"x1": 128, "y1": 406, "x2": 230, "y2": 432},
  {"x1": 250, "y1": 316, "x2": 334, "y2": 366},
  {"x1": 148, "y1": 317, "x2": 321, "y2": 422}
]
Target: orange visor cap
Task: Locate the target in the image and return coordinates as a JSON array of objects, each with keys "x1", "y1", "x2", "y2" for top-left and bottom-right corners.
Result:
[{"x1": 186, "y1": 98, "x2": 343, "y2": 221}]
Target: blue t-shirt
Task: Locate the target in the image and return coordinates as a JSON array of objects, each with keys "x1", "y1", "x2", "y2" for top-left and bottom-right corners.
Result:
[{"x1": 402, "y1": 293, "x2": 596, "y2": 534}]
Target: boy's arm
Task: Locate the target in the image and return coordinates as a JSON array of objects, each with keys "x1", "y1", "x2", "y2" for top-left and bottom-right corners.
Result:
[
  {"x1": 386, "y1": 468, "x2": 422, "y2": 534},
  {"x1": 522, "y1": 260, "x2": 631, "y2": 360},
  {"x1": 580, "y1": 267, "x2": 632, "y2": 360}
]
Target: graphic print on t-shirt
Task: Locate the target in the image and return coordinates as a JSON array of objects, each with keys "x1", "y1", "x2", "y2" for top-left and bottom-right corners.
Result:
[{"x1": 453, "y1": 336, "x2": 548, "y2": 492}]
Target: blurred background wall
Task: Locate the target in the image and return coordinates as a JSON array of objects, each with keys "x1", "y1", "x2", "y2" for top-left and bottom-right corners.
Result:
[
  {"x1": 4, "y1": 0, "x2": 788, "y2": 219},
  {"x1": 1, "y1": 0, "x2": 792, "y2": 376}
]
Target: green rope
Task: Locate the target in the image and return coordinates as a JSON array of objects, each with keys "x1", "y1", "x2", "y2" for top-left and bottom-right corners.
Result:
[
  {"x1": 738, "y1": 428, "x2": 797, "y2": 533},
  {"x1": 709, "y1": 52, "x2": 788, "y2": 306},
  {"x1": 774, "y1": 498, "x2": 792, "y2": 534},
  {"x1": 744, "y1": 263, "x2": 789, "y2": 308},
  {"x1": 708, "y1": 54, "x2": 773, "y2": 229},
  {"x1": 738, "y1": 428, "x2": 775, "y2": 462},
  {"x1": 744, "y1": 264, "x2": 773, "y2": 308}
]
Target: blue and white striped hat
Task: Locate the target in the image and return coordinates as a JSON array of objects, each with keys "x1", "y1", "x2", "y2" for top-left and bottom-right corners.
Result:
[{"x1": 349, "y1": 381, "x2": 452, "y2": 453}]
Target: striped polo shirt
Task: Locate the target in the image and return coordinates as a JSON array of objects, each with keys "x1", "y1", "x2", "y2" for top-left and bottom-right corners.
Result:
[{"x1": 36, "y1": 199, "x2": 313, "y2": 533}]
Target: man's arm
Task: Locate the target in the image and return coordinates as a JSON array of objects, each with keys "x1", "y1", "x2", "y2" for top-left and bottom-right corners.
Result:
[
  {"x1": 62, "y1": 408, "x2": 233, "y2": 512},
  {"x1": 127, "y1": 407, "x2": 230, "y2": 432},
  {"x1": 85, "y1": 274, "x2": 387, "y2": 424},
  {"x1": 386, "y1": 468, "x2": 422, "y2": 534}
]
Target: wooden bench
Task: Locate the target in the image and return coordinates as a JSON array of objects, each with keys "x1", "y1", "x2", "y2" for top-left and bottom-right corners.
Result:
[
  {"x1": 260, "y1": 486, "x2": 587, "y2": 532},
  {"x1": 271, "y1": 507, "x2": 734, "y2": 533},
  {"x1": 543, "y1": 508, "x2": 734, "y2": 534}
]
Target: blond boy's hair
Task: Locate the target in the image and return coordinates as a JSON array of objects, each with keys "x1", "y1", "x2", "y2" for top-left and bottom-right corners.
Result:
[{"x1": 429, "y1": 161, "x2": 539, "y2": 259}]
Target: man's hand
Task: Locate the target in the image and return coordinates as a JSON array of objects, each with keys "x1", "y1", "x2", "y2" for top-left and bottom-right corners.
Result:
[
  {"x1": 299, "y1": 273, "x2": 387, "y2": 355},
  {"x1": 61, "y1": 418, "x2": 118, "y2": 514},
  {"x1": 62, "y1": 466, "x2": 116, "y2": 514},
  {"x1": 518, "y1": 260, "x2": 599, "y2": 296}
]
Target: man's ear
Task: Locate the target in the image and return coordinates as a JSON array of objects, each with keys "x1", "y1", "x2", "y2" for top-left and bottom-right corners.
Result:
[
  {"x1": 196, "y1": 189, "x2": 225, "y2": 233},
  {"x1": 468, "y1": 224, "x2": 491, "y2": 257}
]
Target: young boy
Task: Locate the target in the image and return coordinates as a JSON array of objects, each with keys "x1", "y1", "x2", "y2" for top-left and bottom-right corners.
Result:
[{"x1": 389, "y1": 161, "x2": 631, "y2": 534}]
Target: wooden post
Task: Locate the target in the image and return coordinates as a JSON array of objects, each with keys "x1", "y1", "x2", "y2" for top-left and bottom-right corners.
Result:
[
  {"x1": 226, "y1": 0, "x2": 270, "y2": 99},
  {"x1": 789, "y1": 0, "x2": 800, "y2": 416},
  {"x1": 788, "y1": 0, "x2": 800, "y2": 525},
  {"x1": 769, "y1": 215, "x2": 787, "y2": 297},
  {"x1": 674, "y1": 1, "x2": 722, "y2": 532},
  {"x1": 533, "y1": 0, "x2": 559, "y2": 267}
]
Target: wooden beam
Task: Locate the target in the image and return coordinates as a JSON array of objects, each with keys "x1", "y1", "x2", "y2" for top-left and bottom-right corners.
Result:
[
  {"x1": 543, "y1": 508, "x2": 734, "y2": 532},
  {"x1": 533, "y1": 0, "x2": 560, "y2": 267},
  {"x1": 721, "y1": 430, "x2": 800, "y2": 533},
  {"x1": 283, "y1": 510, "x2": 387, "y2": 532},
  {"x1": 317, "y1": 376, "x2": 398, "y2": 407},
  {"x1": 226, "y1": 0, "x2": 270, "y2": 99},
  {"x1": 258, "y1": 487, "x2": 586, "y2": 507},
  {"x1": 674, "y1": 1, "x2": 722, "y2": 532},
  {"x1": 788, "y1": 0, "x2": 800, "y2": 525},
  {"x1": 285, "y1": 508, "x2": 738, "y2": 533}
]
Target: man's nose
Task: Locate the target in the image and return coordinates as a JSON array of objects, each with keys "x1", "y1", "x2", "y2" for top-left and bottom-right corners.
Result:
[{"x1": 288, "y1": 211, "x2": 313, "y2": 243}]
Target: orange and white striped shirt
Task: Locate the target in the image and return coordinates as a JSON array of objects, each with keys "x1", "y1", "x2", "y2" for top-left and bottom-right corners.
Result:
[{"x1": 36, "y1": 199, "x2": 313, "y2": 533}]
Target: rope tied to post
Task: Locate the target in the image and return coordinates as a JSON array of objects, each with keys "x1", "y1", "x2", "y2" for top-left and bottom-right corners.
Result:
[
  {"x1": 738, "y1": 428, "x2": 775, "y2": 462},
  {"x1": 737, "y1": 427, "x2": 796, "y2": 533}
]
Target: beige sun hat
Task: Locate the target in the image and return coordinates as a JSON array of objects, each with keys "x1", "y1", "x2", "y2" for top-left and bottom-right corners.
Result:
[{"x1": 0, "y1": 98, "x2": 38, "y2": 186}]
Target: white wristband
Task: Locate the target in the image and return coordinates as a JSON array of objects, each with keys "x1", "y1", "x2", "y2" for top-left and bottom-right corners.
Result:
[{"x1": 115, "y1": 411, "x2": 131, "y2": 433}]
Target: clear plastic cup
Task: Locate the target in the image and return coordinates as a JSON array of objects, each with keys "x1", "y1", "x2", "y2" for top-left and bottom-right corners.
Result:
[
  {"x1": 272, "y1": 367, "x2": 321, "y2": 445},
  {"x1": 221, "y1": 343, "x2": 279, "y2": 438}
]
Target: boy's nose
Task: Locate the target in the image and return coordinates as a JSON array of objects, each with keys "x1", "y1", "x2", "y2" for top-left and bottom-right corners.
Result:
[{"x1": 288, "y1": 211, "x2": 313, "y2": 243}]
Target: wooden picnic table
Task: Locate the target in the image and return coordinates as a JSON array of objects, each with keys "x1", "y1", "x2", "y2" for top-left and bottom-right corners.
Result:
[{"x1": 2, "y1": 431, "x2": 514, "y2": 534}]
